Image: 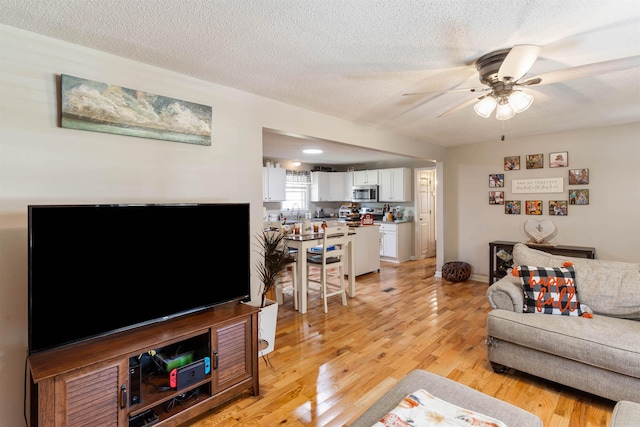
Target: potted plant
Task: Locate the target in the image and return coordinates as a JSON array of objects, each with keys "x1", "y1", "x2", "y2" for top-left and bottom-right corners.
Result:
[{"x1": 254, "y1": 229, "x2": 291, "y2": 356}]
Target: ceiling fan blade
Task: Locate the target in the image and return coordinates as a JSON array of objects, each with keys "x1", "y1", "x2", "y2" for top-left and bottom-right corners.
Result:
[
  {"x1": 402, "y1": 87, "x2": 489, "y2": 96},
  {"x1": 520, "y1": 55, "x2": 640, "y2": 86},
  {"x1": 498, "y1": 45, "x2": 541, "y2": 82},
  {"x1": 436, "y1": 95, "x2": 484, "y2": 118}
]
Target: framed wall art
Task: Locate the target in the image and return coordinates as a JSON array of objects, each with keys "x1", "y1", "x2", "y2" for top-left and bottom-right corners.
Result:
[
  {"x1": 569, "y1": 189, "x2": 589, "y2": 205},
  {"x1": 504, "y1": 156, "x2": 520, "y2": 171},
  {"x1": 61, "y1": 74, "x2": 212, "y2": 146},
  {"x1": 489, "y1": 191, "x2": 504, "y2": 205},
  {"x1": 549, "y1": 200, "x2": 568, "y2": 216},
  {"x1": 489, "y1": 174, "x2": 504, "y2": 188},
  {"x1": 526, "y1": 154, "x2": 544, "y2": 169},
  {"x1": 505, "y1": 200, "x2": 521, "y2": 214},
  {"x1": 525, "y1": 200, "x2": 543, "y2": 215},
  {"x1": 569, "y1": 169, "x2": 589, "y2": 185},
  {"x1": 549, "y1": 151, "x2": 568, "y2": 167}
]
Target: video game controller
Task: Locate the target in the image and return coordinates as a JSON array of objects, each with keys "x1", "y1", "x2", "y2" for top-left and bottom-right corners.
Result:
[
  {"x1": 169, "y1": 368, "x2": 177, "y2": 388},
  {"x1": 204, "y1": 356, "x2": 211, "y2": 374}
]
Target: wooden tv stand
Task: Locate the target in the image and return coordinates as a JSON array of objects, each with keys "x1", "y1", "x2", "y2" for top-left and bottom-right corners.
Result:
[{"x1": 27, "y1": 301, "x2": 259, "y2": 427}]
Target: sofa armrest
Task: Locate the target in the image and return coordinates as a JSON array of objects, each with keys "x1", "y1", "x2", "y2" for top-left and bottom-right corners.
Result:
[{"x1": 486, "y1": 276, "x2": 524, "y2": 312}]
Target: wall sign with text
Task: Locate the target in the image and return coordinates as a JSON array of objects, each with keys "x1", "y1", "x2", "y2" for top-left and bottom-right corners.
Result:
[{"x1": 512, "y1": 177, "x2": 564, "y2": 194}]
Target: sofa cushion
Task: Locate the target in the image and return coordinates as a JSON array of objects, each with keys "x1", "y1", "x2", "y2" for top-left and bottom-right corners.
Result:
[
  {"x1": 513, "y1": 264, "x2": 583, "y2": 316},
  {"x1": 512, "y1": 243, "x2": 640, "y2": 319},
  {"x1": 487, "y1": 310, "x2": 640, "y2": 379}
]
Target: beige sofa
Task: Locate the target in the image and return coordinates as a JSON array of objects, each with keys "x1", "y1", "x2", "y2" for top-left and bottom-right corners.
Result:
[{"x1": 486, "y1": 243, "x2": 640, "y2": 403}]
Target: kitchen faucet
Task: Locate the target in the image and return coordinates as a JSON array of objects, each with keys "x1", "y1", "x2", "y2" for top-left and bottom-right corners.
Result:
[{"x1": 291, "y1": 203, "x2": 300, "y2": 220}]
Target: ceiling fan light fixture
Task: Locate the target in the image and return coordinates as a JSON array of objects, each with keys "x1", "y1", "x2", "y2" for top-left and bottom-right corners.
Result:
[
  {"x1": 473, "y1": 96, "x2": 497, "y2": 118},
  {"x1": 508, "y1": 90, "x2": 533, "y2": 113},
  {"x1": 495, "y1": 97, "x2": 516, "y2": 120}
]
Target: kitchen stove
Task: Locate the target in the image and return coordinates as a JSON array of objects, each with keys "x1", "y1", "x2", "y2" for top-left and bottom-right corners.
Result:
[{"x1": 359, "y1": 207, "x2": 384, "y2": 221}]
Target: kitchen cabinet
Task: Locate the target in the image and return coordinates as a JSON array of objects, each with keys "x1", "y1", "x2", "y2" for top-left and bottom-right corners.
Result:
[
  {"x1": 345, "y1": 225, "x2": 381, "y2": 276},
  {"x1": 263, "y1": 167, "x2": 286, "y2": 201},
  {"x1": 353, "y1": 169, "x2": 379, "y2": 185},
  {"x1": 379, "y1": 222, "x2": 412, "y2": 262},
  {"x1": 311, "y1": 171, "x2": 348, "y2": 202},
  {"x1": 379, "y1": 167, "x2": 412, "y2": 202}
]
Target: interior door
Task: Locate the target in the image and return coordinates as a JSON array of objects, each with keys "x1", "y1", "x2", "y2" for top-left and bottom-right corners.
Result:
[{"x1": 417, "y1": 169, "x2": 436, "y2": 258}]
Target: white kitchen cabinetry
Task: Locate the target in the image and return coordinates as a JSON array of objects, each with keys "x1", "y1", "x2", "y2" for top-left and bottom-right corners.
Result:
[
  {"x1": 379, "y1": 222, "x2": 412, "y2": 262},
  {"x1": 263, "y1": 167, "x2": 286, "y2": 201},
  {"x1": 311, "y1": 171, "x2": 348, "y2": 202},
  {"x1": 353, "y1": 169, "x2": 379, "y2": 185},
  {"x1": 345, "y1": 225, "x2": 381, "y2": 276},
  {"x1": 379, "y1": 167, "x2": 412, "y2": 202}
]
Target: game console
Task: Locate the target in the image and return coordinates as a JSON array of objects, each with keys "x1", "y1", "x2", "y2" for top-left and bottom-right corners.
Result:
[
  {"x1": 155, "y1": 351, "x2": 194, "y2": 372},
  {"x1": 169, "y1": 359, "x2": 206, "y2": 390},
  {"x1": 129, "y1": 359, "x2": 142, "y2": 405}
]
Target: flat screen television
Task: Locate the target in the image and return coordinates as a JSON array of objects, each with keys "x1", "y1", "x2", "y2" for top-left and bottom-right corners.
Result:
[{"x1": 28, "y1": 203, "x2": 251, "y2": 355}]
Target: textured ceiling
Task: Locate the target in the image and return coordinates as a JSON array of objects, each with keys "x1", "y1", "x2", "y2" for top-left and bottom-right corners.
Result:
[{"x1": 1, "y1": 0, "x2": 640, "y2": 164}]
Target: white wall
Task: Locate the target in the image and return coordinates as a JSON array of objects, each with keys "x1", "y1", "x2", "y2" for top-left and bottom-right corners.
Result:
[
  {"x1": 0, "y1": 25, "x2": 444, "y2": 426},
  {"x1": 444, "y1": 124, "x2": 640, "y2": 280}
]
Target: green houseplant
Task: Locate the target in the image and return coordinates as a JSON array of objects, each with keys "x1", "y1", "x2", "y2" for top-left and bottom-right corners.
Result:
[
  {"x1": 254, "y1": 229, "x2": 292, "y2": 357},
  {"x1": 255, "y1": 229, "x2": 291, "y2": 308}
]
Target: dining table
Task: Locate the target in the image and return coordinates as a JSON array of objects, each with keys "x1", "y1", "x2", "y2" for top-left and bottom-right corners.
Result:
[{"x1": 284, "y1": 230, "x2": 356, "y2": 314}]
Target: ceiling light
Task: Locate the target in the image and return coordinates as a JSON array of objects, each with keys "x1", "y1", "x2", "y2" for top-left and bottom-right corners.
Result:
[
  {"x1": 508, "y1": 90, "x2": 533, "y2": 113},
  {"x1": 292, "y1": 161, "x2": 301, "y2": 166},
  {"x1": 495, "y1": 97, "x2": 516, "y2": 120},
  {"x1": 473, "y1": 96, "x2": 497, "y2": 118},
  {"x1": 302, "y1": 149, "x2": 323, "y2": 154}
]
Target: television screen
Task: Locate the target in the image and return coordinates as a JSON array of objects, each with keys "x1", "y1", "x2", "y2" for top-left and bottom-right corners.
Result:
[{"x1": 28, "y1": 203, "x2": 251, "y2": 354}]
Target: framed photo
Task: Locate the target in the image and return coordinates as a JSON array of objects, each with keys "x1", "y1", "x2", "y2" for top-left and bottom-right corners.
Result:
[
  {"x1": 569, "y1": 169, "x2": 589, "y2": 185},
  {"x1": 489, "y1": 191, "x2": 504, "y2": 205},
  {"x1": 549, "y1": 200, "x2": 568, "y2": 216},
  {"x1": 525, "y1": 200, "x2": 542, "y2": 215},
  {"x1": 505, "y1": 200, "x2": 521, "y2": 215},
  {"x1": 526, "y1": 154, "x2": 544, "y2": 169},
  {"x1": 489, "y1": 174, "x2": 504, "y2": 188},
  {"x1": 504, "y1": 156, "x2": 520, "y2": 171},
  {"x1": 550, "y1": 151, "x2": 568, "y2": 168},
  {"x1": 569, "y1": 189, "x2": 589, "y2": 205}
]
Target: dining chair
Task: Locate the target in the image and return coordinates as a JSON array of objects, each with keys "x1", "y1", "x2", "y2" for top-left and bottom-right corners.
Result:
[
  {"x1": 306, "y1": 225, "x2": 349, "y2": 313},
  {"x1": 275, "y1": 248, "x2": 298, "y2": 310}
]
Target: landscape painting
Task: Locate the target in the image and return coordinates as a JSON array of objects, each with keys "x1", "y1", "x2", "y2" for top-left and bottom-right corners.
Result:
[{"x1": 61, "y1": 74, "x2": 212, "y2": 146}]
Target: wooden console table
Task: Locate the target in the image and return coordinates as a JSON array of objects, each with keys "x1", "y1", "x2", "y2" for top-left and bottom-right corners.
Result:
[{"x1": 489, "y1": 241, "x2": 596, "y2": 284}]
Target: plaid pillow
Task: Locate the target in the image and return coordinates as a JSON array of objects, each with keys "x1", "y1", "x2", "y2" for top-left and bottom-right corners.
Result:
[{"x1": 513, "y1": 263, "x2": 584, "y2": 316}]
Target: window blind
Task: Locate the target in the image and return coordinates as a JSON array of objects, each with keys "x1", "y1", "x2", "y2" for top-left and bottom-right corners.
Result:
[{"x1": 286, "y1": 170, "x2": 311, "y2": 184}]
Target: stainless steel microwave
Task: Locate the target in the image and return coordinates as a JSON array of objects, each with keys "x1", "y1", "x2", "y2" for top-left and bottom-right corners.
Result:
[{"x1": 352, "y1": 185, "x2": 378, "y2": 202}]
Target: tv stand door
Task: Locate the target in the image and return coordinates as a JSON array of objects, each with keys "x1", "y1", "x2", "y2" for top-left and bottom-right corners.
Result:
[{"x1": 38, "y1": 359, "x2": 128, "y2": 427}]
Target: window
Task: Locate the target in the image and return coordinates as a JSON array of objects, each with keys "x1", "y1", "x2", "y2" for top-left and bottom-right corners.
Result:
[{"x1": 281, "y1": 170, "x2": 311, "y2": 212}]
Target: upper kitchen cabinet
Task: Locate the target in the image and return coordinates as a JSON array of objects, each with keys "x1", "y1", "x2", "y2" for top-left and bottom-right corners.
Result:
[
  {"x1": 263, "y1": 167, "x2": 286, "y2": 201},
  {"x1": 311, "y1": 171, "x2": 349, "y2": 202},
  {"x1": 353, "y1": 169, "x2": 379, "y2": 185},
  {"x1": 379, "y1": 167, "x2": 412, "y2": 202}
]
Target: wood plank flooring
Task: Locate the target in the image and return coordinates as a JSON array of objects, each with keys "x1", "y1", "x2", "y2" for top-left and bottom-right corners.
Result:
[{"x1": 187, "y1": 258, "x2": 615, "y2": 427}]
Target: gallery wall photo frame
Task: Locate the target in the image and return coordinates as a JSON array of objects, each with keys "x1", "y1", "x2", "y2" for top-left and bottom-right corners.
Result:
[
  {"x1": 549, "y1": 151, "x2": 569, "y2": 168},
  {"x1": 505, "y1": 200, "x2": 521, "y2": 214},
  {"x1": 569, "y1": 189, "x2": 590, "y2": 205},
  {"x1": 569, "y1": 169, "x2": 589, "y2": 185},
  {"x1": 525, "y1": 200, "x2": 543, "y2": 215},
  {"x1": 526, "y1": 154, "x2": 544, "y2": 169},
  {"x1": 504, "y1": 156, "x2": 520, "y2": 171},
  {"x1": 549, "y1": 200, "x2": 568, "y2": 216},
  {"x1": 60, "y1": 74, "x2": 212, "y2": 146},
  {"x1": 489, "y1": 174, "x2": 504, "y2": 188},
  {"x1": 489, "y1": 191, "x2": 504, "y2": 205}
]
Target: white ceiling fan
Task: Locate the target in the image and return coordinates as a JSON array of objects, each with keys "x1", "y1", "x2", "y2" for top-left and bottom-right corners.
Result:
[{"x1": 403, "y1": 45, "x2": 640, "y2": 120}]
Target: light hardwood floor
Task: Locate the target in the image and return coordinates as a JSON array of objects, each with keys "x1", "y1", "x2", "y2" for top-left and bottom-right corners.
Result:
[{"x1": 188, "y1": 258, "x2": 615, "y2": 427}]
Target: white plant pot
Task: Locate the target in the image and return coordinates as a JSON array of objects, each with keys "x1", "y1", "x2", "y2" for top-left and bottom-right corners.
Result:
[{"x1": 245, "y1": 298, "x2": 279, "y2": 357}]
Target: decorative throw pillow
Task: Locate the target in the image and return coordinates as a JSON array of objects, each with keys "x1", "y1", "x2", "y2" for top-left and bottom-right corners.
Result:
[
  {"x1": 373, "y1": 388, "x2": 507, "y2": 427},
  {"x1": 512, "y1": 262, "x2": 590, "y2": 317}
]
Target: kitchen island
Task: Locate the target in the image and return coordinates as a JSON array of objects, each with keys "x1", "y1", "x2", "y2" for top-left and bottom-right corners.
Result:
[{"x1": 345, "y1": 224, "x2": 381, "y2": 276}]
